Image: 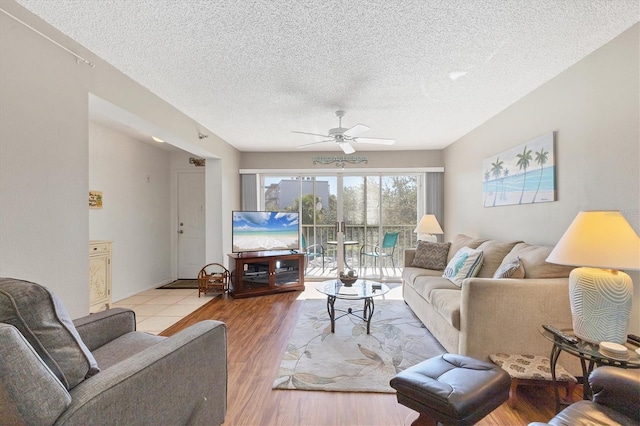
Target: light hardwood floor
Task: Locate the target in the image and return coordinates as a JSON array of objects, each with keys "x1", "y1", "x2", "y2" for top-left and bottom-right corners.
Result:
[{"x1": 158, "y1": 282, "x2": 578, "y2": 426}]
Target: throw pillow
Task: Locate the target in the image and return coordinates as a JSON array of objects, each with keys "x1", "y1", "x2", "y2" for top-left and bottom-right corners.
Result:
[
  {"x1": 493, "y1": 256, "x2": 525, "y2": 279},
  {"x1": 411, "y1": 241, "x2": 451, "y2": 270},
  {"x1": 0, "y1": 278, "x2": 100, "y2": 390},
  {"x1": 442, "y1": 247, "x2": 484, "y2": 287}
]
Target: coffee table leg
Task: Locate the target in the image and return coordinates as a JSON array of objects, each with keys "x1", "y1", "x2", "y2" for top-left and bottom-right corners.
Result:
[
  {"x1": 364, "y1": 297, "x2": 374, "y2": 334},
  {"x1": 327, "y1": 296, "x2": 336, "y2": 333}
]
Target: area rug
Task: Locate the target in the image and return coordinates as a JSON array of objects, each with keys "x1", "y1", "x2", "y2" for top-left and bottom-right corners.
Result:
[
  {"x1": 158, "y1": 279, "x2": 198, "y2": 289},
  {"x1": 272, "y1": 298, "x2": 446, "y2": 393}
]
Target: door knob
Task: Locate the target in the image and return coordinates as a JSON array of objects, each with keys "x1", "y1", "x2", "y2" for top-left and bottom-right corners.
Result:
[{"x1": 178, "y1": 230, "x2": 184, "y2": 234}]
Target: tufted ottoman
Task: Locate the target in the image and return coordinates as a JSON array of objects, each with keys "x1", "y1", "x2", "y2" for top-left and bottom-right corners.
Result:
[{"x1": 390, "y1": 354, "x2": 511, "y2": 425}]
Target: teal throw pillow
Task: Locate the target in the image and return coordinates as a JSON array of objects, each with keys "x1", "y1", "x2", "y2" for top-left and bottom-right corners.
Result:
[{"x1": 442, "y1": 247, "x2": 484, "y2": 287}]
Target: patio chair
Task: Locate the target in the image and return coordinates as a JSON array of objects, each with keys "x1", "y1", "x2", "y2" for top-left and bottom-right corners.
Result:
[
  {"x1": 302, "y1": 234, "x2": 325, "y2": 273},
  {"x1": 359, "y1": 231, "x2": 400, "y2": 273}
]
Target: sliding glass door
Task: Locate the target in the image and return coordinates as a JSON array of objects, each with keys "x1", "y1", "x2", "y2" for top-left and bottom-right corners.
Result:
[{"x1": 262, "y1": 173, "x2": 420, "y2": 279}]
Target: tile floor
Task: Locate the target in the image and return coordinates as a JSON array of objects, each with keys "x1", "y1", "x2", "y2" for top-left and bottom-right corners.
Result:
[{"x1": 112, "y1": 288, "x2": 217, "y2": 334}]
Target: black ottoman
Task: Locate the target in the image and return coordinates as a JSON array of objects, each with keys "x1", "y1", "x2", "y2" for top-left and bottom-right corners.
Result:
[{"x1": 390, "y1": 354, "x2": 511, "y2": 426}]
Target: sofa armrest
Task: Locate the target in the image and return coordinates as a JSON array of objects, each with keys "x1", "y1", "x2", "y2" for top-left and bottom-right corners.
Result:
[
  {"x1": 590, "y1": 366, "x2": 640, "y2": 420},
  {"x1": 404, "y1": 248, "x2": 416, "y2": 267},
  {"x1": 73, "y1": 308, "x2": 136, "y2": 352},
  {"x1": 459, "y1": 278, "x2": 575, "y2": 370},
  {"x1": 57, "y1": 320, "x2": 227, "y2": 426}
]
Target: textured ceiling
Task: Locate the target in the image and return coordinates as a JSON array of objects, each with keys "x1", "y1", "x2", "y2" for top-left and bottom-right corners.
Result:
[{"x1": 15, "y1": 0, "x2": 640, "y2": 153}]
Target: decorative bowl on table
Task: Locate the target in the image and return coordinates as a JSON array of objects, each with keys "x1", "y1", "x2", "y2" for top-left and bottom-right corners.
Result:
[{"x1": 339, "y1": 272, "x2": 358, "y2": 286}]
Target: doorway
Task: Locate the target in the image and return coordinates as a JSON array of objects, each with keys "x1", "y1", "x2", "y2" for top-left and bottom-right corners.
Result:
[{"x1": 177, "y1": 171, "x2": 205, "y2": 278}]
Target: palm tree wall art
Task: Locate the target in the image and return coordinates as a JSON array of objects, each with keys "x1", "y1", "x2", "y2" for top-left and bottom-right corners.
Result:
[{"x1": 481, "y1": 132, "x2": 556, "y2": 207}]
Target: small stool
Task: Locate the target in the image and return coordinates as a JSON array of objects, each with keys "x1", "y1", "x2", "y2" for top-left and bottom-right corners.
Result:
[
  {"x1": 390, "y1": 353, "x2": 511, "y2": 425},
  {"x1": 489, "y1": 353, "x2": 576, "y2": 409}
]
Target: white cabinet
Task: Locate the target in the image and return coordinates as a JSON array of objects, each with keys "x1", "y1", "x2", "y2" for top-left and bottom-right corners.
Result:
[{"x1": 89, "y1": 240, "x2": 112, "y2": 313}]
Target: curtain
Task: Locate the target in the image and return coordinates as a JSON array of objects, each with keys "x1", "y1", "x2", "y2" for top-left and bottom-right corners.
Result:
[
  {"x1": 425, "y1": 172, "x2": 444, "y2": 241},
  {"x1": 241, "y1": 174, "x2": 258, "y2": 210}
]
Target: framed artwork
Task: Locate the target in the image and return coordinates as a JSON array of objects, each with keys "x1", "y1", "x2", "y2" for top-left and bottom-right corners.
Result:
[
  {"x1": 89, "y1": 190, "x2": 103, "y2": 209},
  {"x1": 482, "y1": 132, "x2": 556, "y2": 207}
]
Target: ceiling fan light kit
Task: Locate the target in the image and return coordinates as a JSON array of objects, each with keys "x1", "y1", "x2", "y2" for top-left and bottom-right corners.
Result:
[{"x1": 294, "y1": 110, "x2": 396, "y2": 154}]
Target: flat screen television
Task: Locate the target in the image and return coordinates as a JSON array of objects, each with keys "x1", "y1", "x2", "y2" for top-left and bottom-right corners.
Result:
[{"x1": 232, "y1": 211, "x2": 300, "y2": 253}]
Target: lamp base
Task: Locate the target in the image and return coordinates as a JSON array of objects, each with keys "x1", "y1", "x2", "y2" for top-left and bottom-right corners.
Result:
[
  {"x1": 417, "y1": 233, "x2": 438, "y2": 243},
  {"x1": 569, "y1": 267, "x2": 632, "y2": 344}
]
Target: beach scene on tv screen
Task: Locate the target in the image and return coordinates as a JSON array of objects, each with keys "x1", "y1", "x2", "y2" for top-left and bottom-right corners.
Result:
[{"x1": 233, "y1": 211, "x2": 299, "y2": 252}]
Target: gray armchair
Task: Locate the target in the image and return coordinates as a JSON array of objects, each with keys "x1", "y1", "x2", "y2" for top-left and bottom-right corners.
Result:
[{"x1": 0, "y1": 278, "x2": 227, "y2": 426}]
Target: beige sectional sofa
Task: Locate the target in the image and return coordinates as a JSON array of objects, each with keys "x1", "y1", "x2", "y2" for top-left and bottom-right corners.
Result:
[{"x1": 402, "y1": 234, "x2": 579, "y2": 373}]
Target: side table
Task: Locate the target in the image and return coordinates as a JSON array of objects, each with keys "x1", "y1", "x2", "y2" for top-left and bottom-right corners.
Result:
[{"x1": 540, "y1": 327, "x2": 640, "y2": 412}]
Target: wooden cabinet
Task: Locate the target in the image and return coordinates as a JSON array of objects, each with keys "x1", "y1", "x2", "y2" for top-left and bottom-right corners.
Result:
[
  {"x1": 228, "y1": 252, "x2": 304, "y2": 298},
  {"x1": 89, "y1": 240, "x2": 112, "y2": 313}
]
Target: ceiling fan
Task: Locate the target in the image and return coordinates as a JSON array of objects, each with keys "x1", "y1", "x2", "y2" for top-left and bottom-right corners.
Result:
[{"x1": 293, "y1": 110, "x2": 395, "y2": 154}]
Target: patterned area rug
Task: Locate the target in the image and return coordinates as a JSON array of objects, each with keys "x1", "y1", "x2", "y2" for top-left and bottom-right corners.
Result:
[{"x1": 273, "y1": 298, "x2": 446, "y2": 393}]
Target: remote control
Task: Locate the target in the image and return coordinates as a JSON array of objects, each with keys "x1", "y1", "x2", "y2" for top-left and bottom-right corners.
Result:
[
  {"x1": 543, "y1": 324, "x2": 578, "y2": 345},
  {"x1": 628, "y1": 334, "x2": 640, "y2": 344}
]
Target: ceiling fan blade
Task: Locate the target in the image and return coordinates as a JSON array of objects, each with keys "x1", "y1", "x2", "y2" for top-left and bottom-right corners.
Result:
[
  {"x1": 297, "y1": 139, "x2": 335, "y2": 148},
  {"x1": 337, "y1": 142, "x2": 355, "y2": 154},
  {"x1": 353, "y1": 137, "x2": 396, "y2": 145},
  {"x1": 292, "y1": 130, "x2": 332, "y2": 138},
  {"x1": 343, "y1": 124, "x2": 370, "y2": 137}
]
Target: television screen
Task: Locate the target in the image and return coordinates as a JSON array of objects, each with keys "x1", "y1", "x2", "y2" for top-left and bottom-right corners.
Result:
[{"x1": 232, "y1": 211, "x2": 300, "y2": 253}]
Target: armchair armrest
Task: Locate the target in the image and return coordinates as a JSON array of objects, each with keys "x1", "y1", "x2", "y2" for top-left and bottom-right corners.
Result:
[
  {"x1": 73, "y1": 308, "x2": 136, "y2": 352},
  {"x1": 57, "y1": 320, "x2": 227, "y2": 426},
  {"x1": 590, "y1": 366, "x2": 640, "y2": 420}
]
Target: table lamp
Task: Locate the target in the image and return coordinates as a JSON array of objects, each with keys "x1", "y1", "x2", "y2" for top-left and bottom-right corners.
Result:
[
  {"x1": 546, "y1": 211, "x2": 640, "y2": 344},
  {"x1": 414, "y1": 214, "x2": 444, "y2": 243}
]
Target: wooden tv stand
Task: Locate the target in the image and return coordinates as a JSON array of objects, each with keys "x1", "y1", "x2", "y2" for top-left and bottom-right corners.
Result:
[{"x1": 228, "y1": 252, "x2": 304, "y2": 298}]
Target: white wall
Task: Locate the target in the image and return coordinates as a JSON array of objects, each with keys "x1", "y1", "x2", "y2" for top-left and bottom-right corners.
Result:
[
  {"x1": 0, "y1": 1, "x2": 241, "y2": 318},
  {"x1": 443, "y1": 24, "x2": 640, "y2": 333},
  {"x1": 89, "y1": 122, "x2": 173, "y2": 300}
]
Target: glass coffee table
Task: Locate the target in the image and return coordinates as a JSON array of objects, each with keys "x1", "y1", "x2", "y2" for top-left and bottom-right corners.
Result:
[{"x1": 315, "y1": 279, "x2": 390, "y2": 334}]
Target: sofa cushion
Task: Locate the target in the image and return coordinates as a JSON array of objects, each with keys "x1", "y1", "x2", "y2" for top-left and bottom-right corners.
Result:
[
  {"x1": 0, "y1": 278, "x2": 100, "y2": 390},
  {"x1": 0, "y1": 323, "x2": 72, "y2": 425},
  {"x1": 443, "y1": 247, "x2": 484, "y2": 287},
  {"x1": 447, "y1": 234, "x2": 487, "y2": 262},
  {"x1": 429, "y1": 289, "x2": 461, "y2": 329},
  {"x1": 403, "y1": 266, "x2": 444, "y2": 287},
  {"x1": 411, "y1": 241, "x2": 451, "y2": 270},
  {"x1": 493, "y1": 256, "x2": 525, "y2": 279},
  {"x1": 411, "y1": 275, "x2": 459, "y2": 303},
  {"x1": 475, "y1": 240, "x2": 521, "y2": 278},
  {"x1": 503, "y1": 243, "x2": 575, "y2": 279}
]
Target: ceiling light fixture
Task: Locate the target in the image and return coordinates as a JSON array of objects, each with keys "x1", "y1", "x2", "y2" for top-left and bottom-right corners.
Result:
[{"x1": 151, "y1": 136, "x2": 164, "y2": 143}]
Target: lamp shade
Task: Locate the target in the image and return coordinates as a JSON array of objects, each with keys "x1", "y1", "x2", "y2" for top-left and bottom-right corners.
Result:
[
  {"x1": 414, "y1": 215, "x2": 444, "y2": 235},
  {"x1": 546, "y1": 211, "x2": 640, "y2": 271}
]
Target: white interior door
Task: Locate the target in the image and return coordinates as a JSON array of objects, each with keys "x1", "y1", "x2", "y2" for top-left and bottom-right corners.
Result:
[{"x1": 177, "y1": 171, "x2": 205, "y2": 278}]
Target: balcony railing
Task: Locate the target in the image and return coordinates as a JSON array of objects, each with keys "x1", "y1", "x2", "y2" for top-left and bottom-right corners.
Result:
[{"x1": 302, "y1": 224, "x2": 417, "y2": 280}]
